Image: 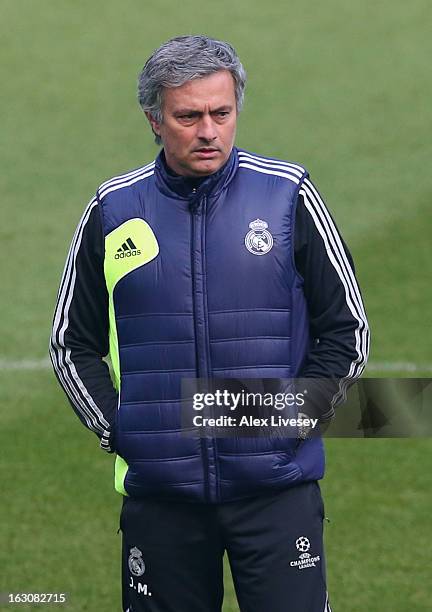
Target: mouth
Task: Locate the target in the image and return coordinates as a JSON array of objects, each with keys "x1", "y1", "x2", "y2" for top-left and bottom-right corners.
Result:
[{"x1": 194, "y1": 148, "x2": 220, "y2": 159}]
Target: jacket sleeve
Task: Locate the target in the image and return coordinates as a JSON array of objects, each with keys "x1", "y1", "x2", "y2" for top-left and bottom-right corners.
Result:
[
  {"x1": 294, "y1": 177, "x2": 370, "y2": 421},
  {"x1": 49, "y1": 197, "x2": 118, "y2": 451}
]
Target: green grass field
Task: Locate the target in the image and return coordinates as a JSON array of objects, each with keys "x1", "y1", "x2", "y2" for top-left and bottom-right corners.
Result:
[{"x1": 1, "y1": 0, "x2": 431, "y2": 610}]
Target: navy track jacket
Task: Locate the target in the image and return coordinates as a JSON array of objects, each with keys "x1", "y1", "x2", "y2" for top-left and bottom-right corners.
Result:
[{"x1": 50, "y1": 147, "x2": 370, "y2": 503}]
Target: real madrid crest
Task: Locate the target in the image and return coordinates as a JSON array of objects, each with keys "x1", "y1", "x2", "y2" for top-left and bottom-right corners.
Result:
[
  {"x1": 245, "y1": 219, "x2": 274, "y2": 256},
  {"x1": 128, "y1": 546, "x2": 146, "y2": 577}
]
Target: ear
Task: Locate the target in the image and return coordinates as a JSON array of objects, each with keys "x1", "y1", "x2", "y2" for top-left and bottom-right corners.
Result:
[{"x1": 145, "y1": 112, "x2": 161, "y2": 137}]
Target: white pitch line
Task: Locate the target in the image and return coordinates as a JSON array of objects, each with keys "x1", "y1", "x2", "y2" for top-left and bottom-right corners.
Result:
[
  {"x1": 366, "y1": 362, "x2": 432, "y2": 373},
  {"x1": 0, "y1": 358, "x2": 51, "y2": 371},
  {"x1": 0, "y1": 358, "x2": 431, "y2": 373}
]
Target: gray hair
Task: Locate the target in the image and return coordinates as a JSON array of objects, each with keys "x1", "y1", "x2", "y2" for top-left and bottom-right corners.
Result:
[{"x1": 138, "y1": 35, "x2": 247, "y2": 144}]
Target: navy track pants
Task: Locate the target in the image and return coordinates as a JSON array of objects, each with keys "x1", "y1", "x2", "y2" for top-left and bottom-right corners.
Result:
[{"x1": 120, "y1": 481, "x2": 331, "y2": 612}]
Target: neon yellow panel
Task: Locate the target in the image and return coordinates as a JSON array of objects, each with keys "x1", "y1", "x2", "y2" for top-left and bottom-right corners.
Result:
[
  {"x1": 104, "y1": 218, "x2": 159, "y2": 295},
  {"x1": 114, "y1": 455, "x2": 129, "y2": 496},
  {"x1": 104, "y1": 218, "x2": 159, "y2": 388}
]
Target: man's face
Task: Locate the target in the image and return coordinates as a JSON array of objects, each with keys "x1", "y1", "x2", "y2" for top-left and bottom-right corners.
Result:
[{"x1": 147, "y1": 70, "x2": 238, "y2": 177}]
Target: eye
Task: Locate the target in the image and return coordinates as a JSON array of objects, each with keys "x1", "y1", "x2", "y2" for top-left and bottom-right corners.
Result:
[
  {"x1": 213, "y1": 110, "x2": 231, "y2": 121},
  {"x1": 177, "y1": 112, "x2": 198, "y2": 122}
]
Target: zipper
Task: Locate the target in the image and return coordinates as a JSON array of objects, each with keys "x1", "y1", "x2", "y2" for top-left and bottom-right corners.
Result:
[
  {"x1": 190, "y1": 192, "x2": 217, "y2": 502},
  {"x1": 199, "y1": 197, "x2": 220, "y2": 500},
  {"x1": 190, "y1": 193, "x2": 210, "y2": 376}
]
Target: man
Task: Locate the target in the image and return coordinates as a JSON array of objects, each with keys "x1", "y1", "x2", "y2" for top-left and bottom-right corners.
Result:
[{"x1": 50, "y1": 35, "x2": 369, "y2": 612}]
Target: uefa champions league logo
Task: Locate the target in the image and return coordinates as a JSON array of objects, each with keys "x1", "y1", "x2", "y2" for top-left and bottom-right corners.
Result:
[
  {"x1": 290, "y1": 536, "x2": 320, "y2": 570},
  {"x1": 296, "y1": 536, "x2": 311, "y2": 553},
  {"x1": 245, "y1": 219, "x2": 274, "y2": 255}
]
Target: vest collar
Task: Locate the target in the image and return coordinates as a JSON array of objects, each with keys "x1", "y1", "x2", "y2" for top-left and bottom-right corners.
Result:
[{"x1": 154, "y1": 147, "x2": 238, "y2": 200}]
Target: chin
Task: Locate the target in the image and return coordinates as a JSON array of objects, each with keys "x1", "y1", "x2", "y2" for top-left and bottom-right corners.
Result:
[
  {"x1": 193, "y1": 160, "x2": 223, "y2": 176},
  {"x1": 194, "y1": 167, "x2": 216, "y2": 176}
]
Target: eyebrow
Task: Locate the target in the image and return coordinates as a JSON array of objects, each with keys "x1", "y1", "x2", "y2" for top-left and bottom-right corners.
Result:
[{"x1": 174, "y1": 105, "x2": 233, "y2": 115}]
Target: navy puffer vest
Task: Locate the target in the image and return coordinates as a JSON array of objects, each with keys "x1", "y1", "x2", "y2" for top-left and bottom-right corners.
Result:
[{"x1": 98, "y1": 147, "x2": 325, "y2": 503}]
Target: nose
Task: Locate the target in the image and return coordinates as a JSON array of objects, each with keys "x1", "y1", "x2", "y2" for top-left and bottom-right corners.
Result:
[{"x1": 196, "y1": 114, "x2": 217, "y2": 142}]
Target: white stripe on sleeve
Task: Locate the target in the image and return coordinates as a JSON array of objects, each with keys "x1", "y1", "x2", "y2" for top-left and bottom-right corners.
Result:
[
  {"x1": 300, "y1": 179, "x2": 370, "y2": 410},
  {"x1": 49, "y1": 198, "x2": 110, "y2": 435}
]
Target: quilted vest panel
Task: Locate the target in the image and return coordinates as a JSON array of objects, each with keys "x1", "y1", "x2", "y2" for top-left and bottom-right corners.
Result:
[{"x1": 99, "y1": 149, "x2": 325, "y2": 502}]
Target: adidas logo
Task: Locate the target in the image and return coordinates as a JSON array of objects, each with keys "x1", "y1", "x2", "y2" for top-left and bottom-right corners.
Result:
[{"x1": 115, "y1": 237, "x2": 142, "y2": 259}]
